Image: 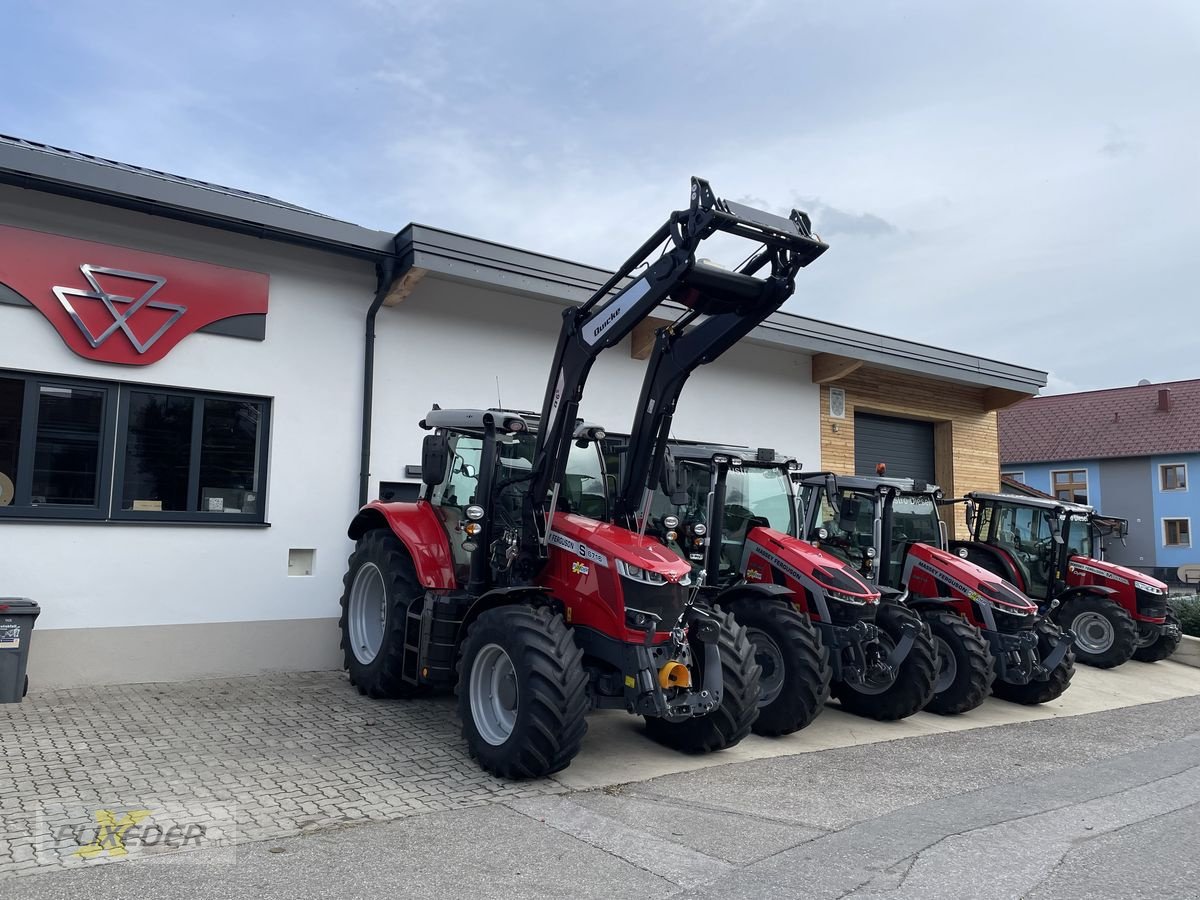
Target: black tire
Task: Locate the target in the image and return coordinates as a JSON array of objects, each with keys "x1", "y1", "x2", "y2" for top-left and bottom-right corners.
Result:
[
  {"x1": 1058, "y1": 594, "x2": 1137, "y2": 668},
  {"x1": 832, "y1": 602, "x2": 937, "y2": 721},
  {"x1": 922, "y1": 611, "x2": 995, "y2": 716},
  {"x1": 1131, "y1": 611, "x2": 1183, "y2": 663},
  {"x1": 455, "y1": 604, "x2": 588, "y2": 779},
  {"x1": 339, "y1": 530, "x2": 426, "y2": 699},
  {"x1": 644, "y1": 606, "x2": 760, "y2": 753},
  {"x1": 992, "y1": 618, "x2": 1075, "y2": 705},
  {"x1": 726, "y1": 597, "x2": 831, "y2": 736}
]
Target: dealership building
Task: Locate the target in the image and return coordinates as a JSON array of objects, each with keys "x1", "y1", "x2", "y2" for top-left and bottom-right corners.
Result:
[{"x1": 0, "y1": 135, "x2": 1047, "y2": 689}]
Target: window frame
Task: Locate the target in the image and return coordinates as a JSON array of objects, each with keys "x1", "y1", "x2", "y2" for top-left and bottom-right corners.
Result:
[
  {"x1": 1163, "y1": 517, "x2": 1191, "y2": 548},
  {"x1": 1001, "y1": 471, "x2": 1025, "y2": 483},
  {"x1": 1159, "y1": 462, "x2": 1188, "y2": 493},
  {"x1": 1050, "y1": 468, "x2": 1089, "y2": 504},
  {"x1": 112, "y1": 385, "x2": 271, "y2": 524},
  {"x1": 0, "y1": 367, "x2": 270, "y2": 526}
]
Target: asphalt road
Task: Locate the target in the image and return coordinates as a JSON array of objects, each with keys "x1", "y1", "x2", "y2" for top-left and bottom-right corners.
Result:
[{"x1": 10, "y1": 694, "x2": 1200, "y2": 900}]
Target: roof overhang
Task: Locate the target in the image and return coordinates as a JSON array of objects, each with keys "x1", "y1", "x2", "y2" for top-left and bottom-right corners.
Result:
[{"x1": 396, "y1": 224, "x2": 1047, "y2": 396}]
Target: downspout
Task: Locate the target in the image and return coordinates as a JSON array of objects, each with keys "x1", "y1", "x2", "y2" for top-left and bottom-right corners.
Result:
[{"x1": 359, "y1": 237, "x2": 408, "y2": 506}]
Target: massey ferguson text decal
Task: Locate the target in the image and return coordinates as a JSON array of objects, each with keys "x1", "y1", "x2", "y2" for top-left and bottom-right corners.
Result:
[
  {"x1": 1068, "y1": 561, "x2": 1130, "y2": 585},
  {"x1": 547, "y1": 531, "x2": 609, "y2": 567},
  {"x1": 906, "y1": 557, "x2": 981, "y2": 601},
  {"x1": 0, "y1": 225, "x2": 269, "y2": 366}
]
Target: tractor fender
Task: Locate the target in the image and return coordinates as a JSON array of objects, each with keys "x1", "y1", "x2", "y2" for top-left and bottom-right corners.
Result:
[
  {"x1": 713, "y1": 581, "x2": 796, "y2": 609},
  {"x1": 460, "y1": 586, "x2": 556, "y2": 637},
  {"x1": 346, "y1": 501, "x2": 456, "y2": 590},
  {"x1": 1056, "y1": 584, "x2": 1119, "y2": 604}
]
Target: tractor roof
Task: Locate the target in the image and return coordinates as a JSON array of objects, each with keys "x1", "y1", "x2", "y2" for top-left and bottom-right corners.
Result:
[
  {"x1": 667, "y1": 441, "x2": 796, "y2": 467},
  {"x1": 966, "y1": 491, "x2": 1095, "y2": 515},
  {"x1": 801, "y1": 472, "x2": 943, "y2": 495}
]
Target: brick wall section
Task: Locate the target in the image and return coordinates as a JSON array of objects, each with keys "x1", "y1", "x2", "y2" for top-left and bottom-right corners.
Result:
[{"x1": 818, "y1": 366, "x2": 1001, "y2": 538}]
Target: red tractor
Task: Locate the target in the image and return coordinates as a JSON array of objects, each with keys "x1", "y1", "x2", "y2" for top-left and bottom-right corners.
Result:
[
  {"x1": 640, "y1": 444, "x2": 937, "y2": 727},
  {"x1": 952, "y1": 493, "x2": 1181, "y2": 667},
  {"x1": 798, "y1": 473, "x2": 1076, "y2": 710},
  {"x1": 339, "y1": 179, "x2": 828, "y2": 777}
]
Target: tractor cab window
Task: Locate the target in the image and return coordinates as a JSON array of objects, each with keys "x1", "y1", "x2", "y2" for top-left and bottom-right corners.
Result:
[
  {"x1": 1066, "y1": 514, "x2": 1093, "y2": 560},
  {"x1": 719, "y1": 464, "x2": 795, "y2": 573},
  {"x1": 557, "y1": 441, "x2": 607, "y2": 520},
  {"x1": 816, "y1": 489, "x2": 876, "y2": 568},
  {"x1": 890, "y1": 493, "x2": 941, "y2": 584},
  {"x1": 430, "y1": 433, "x2": 485, "y2": 582},
  {"x1": 991, "y1": 504, "x2": 1053, "y2": 595}
]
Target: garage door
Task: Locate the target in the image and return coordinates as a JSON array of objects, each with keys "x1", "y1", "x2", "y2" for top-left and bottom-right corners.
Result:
[{"x1": 854, "y1": 413, "x2": 935, "y2": 482}]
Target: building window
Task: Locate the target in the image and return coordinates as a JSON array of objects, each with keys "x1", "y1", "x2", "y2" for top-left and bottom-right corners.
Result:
[
  {"x1": 1164, "y1": 518, "x2": 1191, "y2": 548},
  {"x1": 1160, "y1": 463, "x2": 1187, "y2": 492},
  {"x1": 1002, "y1": 471, "x2": 1025, "y2": 483},
  {"x1": 0, "y1": 368, "x2": 269, "y2": 524},
  {"x1": 1051, "y1": 469, "x2": 1088, "y2": 504}
]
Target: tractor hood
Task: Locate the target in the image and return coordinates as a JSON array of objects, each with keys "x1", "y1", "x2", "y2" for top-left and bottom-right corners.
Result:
[
  {"x1": 1067, "y1": 556, "x2": 1168, "y2": 594},
  {"x1": 550, "y1": 512, "x2": 693, "y2": 583},
  {"x1": 748, "y1": 527, "x2": 880, "y2": 602},
  {"x1": 907, "y1": 543, "x2": 1038, "y2": 614}
]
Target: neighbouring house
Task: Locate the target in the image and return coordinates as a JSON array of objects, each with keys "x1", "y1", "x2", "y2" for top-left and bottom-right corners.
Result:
[{"x1": 998, "y1": 379, "x2": 1200, "y2": 586}]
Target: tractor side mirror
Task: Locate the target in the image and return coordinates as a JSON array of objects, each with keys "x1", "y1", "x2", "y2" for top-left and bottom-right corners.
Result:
[
  {"x1": 1051, "y1": 514, "x2": 1065, "y2": 545},
  {"x1": 839, "y1": 497, "x2": 861, "y2": 531},
  {"x1": 421, "y1": 433, "x2": 451, "y2": 486},
  {"x1": 824, "y1": 473, "x2": 841, "y2": 516},
  {"x1": 659, "y1": 449, "x2": 689, "y2": 506},
  {"x1": 964, "y1": 500, "x2": 977, "y2": 535}
]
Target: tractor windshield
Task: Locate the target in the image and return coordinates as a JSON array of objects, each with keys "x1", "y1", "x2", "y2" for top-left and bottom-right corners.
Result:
[
  {"x1": 892, "y1": 494, "x2": 942, "y2": 547},
  {"x1": 727, "y1": 465, "x2": 796, "y2": 535}
]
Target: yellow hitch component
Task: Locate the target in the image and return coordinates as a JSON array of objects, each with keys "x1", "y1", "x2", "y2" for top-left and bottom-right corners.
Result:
[{"x1": 658, "y1": 660, "x2": 692, "y2": 690}]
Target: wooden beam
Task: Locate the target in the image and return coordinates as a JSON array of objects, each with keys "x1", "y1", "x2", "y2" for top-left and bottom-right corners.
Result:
[
  {"x1": 382, "y1": 266, "x2": 428, "y2": 307},
  {"x1": 630, "y1": 317, "x2": 672, "y2": 360},
  {"x1": 811, "y1": 353, "x2": 864, "y2": 384},
  {"x1": 981, "y1": 387, "x2": 1029, "y2": 411}
]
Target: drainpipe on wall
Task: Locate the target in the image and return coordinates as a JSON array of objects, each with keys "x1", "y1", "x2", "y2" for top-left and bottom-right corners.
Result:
[{"x1": 359, "y1": 237, "x2": 411, "y2": 506}]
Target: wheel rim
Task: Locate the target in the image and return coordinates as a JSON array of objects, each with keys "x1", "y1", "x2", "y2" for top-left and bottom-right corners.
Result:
[
  {"x1": 348, "y1": 562, "x2": 387, "y2": 665},
  {"x1": 1135, "y1": 625, "x2": 1158, "y2": 648},
  {"x1": 469, "y1": 643, "x2": 519, "y2": 746},
  {"x1": 1072, "y1": 611, "x2": 1115, "y2": 654},
  {"x1": 848, "y1": 633, "x2": 898, "y2": 695},
  {"x1": 746, "y1": 627, "x2": 786, "y2": 707},
  {"x1": 933, "y1": 635, "x2": 958, "y2": 694}
]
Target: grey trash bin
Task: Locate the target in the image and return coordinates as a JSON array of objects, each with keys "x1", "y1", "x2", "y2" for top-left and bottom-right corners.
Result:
[{"x1": 0, "y1": 598, "x2": 39, "y2": 703}]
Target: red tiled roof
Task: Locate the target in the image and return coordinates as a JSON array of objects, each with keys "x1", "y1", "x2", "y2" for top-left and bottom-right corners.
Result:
[{"x1": 999, "y1": 379, "x2": 1200, "y2": 464}]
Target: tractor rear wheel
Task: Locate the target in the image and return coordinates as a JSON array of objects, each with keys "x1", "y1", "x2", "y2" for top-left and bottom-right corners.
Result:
[
  {"x1": 1059, "y1": 595, "x2": 1137, "y2": 668},
  {"x1": 922, "y1": 611, "x2": 995, "y2": 716},
  {"x1": 644, "y1": 606, "x2": 760, "y2": 753},
  {"x1": 992, "y1": 618, "x2": 1075, "y2": 705},
  {"x1": 456, "y1": 604, "x2": 588, "y2": 779},
  {"x1": 1131, "y1": 611, "x2": 1183, "y2": 663},
  {"x1": 726, "y1": 597, "x2": 831, "y2": 736},
  {"x1": 832, "y1": 602, "x2": 937, "y2": 721},
  {"x1": 339, "y1": 530, "x2": 426, "y2": 699}
]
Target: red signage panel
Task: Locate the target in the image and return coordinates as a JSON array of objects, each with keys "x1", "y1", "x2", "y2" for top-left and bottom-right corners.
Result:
[{"x1": 0, "y1": 224, "x2": 269, "y2": 366}]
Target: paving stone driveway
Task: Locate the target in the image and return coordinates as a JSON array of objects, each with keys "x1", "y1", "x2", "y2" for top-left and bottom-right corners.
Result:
[{"x1": 0, "y1": 672, "x2": 564, "y2": 879}]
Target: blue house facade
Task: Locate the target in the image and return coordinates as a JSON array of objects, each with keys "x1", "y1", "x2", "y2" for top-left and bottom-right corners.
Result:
[{"x1": 999, "y1": 381, "x2": 1199, "y2": 585}]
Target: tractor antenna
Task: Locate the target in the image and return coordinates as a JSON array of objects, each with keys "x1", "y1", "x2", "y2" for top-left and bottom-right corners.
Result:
[{"x1": 496, "y1": 376, "x2": 503, "y2": 409}]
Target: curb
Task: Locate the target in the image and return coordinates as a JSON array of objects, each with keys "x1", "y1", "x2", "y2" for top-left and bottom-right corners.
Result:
[{"x1": 1174, "y1": 634, "x2": 1200, "y2": 669}]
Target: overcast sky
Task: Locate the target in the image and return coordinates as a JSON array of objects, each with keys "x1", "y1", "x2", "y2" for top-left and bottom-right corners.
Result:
[{"x1": 3, "y1": 1, "x2": 1197, "y2": 392}]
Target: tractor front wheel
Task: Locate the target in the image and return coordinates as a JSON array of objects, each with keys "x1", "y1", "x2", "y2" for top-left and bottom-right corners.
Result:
[
  {"x1": 1059, "y1": 595, "x2": 1137, "y2": 668},
  {"x1": 992, "y1": 618, "x2": 1075, "y2": 705},
  {"x1": 456, "y1": 604, "x2": 588, "y2": 779},
  {"x1": 726, "y1": 597, "x2": 831, "y2": 736},
  {"x1": 1131, "y1": 611, "x2": 1183, "y2": 663},
  {"x1": 922, "y1": 611, "x2": 995, "y2": 715},
  {"x1": 832, "y1": 602, "x2": 937, "y2": 721},
  {"x1": 644, "y1": 606, "x2": 760, "y2": 753}
]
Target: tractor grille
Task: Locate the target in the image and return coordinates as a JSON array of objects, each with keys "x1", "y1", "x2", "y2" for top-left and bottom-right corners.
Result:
[
  {"x1": 990, "y1": 605, "x2": 1037, "y2": 634},
  {"x1": 1135, "y1": 587, "x2": 1168, "y2": 620},
  {"x1": 620, "y1": 578, "x2": 689, "y2": 629}
]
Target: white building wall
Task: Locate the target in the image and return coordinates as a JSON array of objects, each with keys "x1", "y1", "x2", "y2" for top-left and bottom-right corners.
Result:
[
  {"x1": 0, "y1": 188, "x2": 372, "y2": 645},
  {"x1": 370, "y1": 275, "x2": 821, "y2": 492}
]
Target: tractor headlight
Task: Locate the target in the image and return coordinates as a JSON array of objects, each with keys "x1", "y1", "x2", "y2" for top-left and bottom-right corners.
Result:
[
  {"x1": 1134, "y1": 581, "x2": 1164, "y2": 595},
  {"x1": 466, "y1": 505, "x2": 485, "y2": 521},
  {"x1": 617, "y1": 559, "x2": 668, "y2": 585},
  {"x1": 692, "y1": 523, "x2": 707, "y2": 537}
]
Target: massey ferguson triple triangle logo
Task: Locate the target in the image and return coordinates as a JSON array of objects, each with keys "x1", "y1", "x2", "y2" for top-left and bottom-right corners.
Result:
[
  {"x1": 52, "y1": 265, "x2": 186, "y2": 353},
  {"x1": 0, "y1": 224, "x2": 269, "y2": 366}
]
